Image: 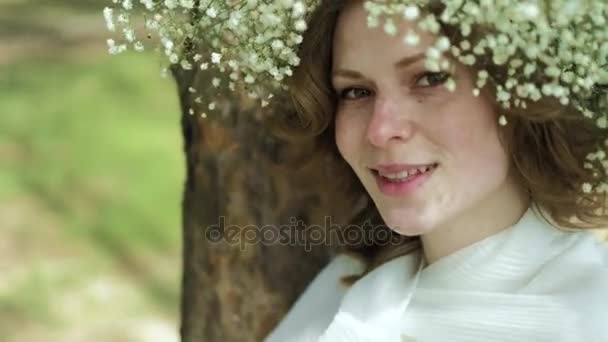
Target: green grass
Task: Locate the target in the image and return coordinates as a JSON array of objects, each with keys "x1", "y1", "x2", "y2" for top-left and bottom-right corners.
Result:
[
  {"x1": 1, "y1": 51, "x2": 183, "y2": 246},
  {"x1": 0, "y1": 49, "x2": 184, "y2": 335}
]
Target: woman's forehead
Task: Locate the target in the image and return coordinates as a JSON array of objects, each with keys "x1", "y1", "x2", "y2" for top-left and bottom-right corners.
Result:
[{"x1": 332, "y1": 2, "x2": 437, "y2": 69}]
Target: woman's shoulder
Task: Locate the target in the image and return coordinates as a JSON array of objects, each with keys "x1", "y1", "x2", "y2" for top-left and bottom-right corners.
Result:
[
  {"x1": 561, "y1": 229, "x2": 608, "y2": 267},
  {"x1": 568, "y1": 235, "x2": 608, "y2": 341},
  {"x1": 263, "y1": 253, "x2": 366, "y2": 342},
  {"x1": 536, "y1": 231, "x2": 608, "y2": 340},
  {"x1": 532, "y1": 228, "x2": 608, "y2": 284}
]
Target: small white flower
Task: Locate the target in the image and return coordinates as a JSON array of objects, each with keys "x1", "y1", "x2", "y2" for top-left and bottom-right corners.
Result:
[
  {"x1": 212, "y1": 78, "x2": 221, "y2": 87},
  {"x1": 164, "y1": 0, "x2": 178, "y2": 9},
  {"x1": 106, "y1": 39, "x2": 126, "y2": 55},
  {"x1": 498, "y1": 115, "x2": 508, "y2": 126},
  {"x1": 271, "y1": 39, "x2": 285, "y2": 51},
  {"x1": 180, "y1": 0, "x2": 194, "y2": 9},
  {"x1": 426, "y1": 47, "x2": 441, "y2": 59},
  {"x1": 294, "y1": 19, "x2": 307, "y2": 32},
  {"x1": 436, "y1": 37, "x2": 451, "y2": 51},
  {"x1": 582, "y1": 182, "x2": 593, "y2": 193},
  {"x1": 206, "y1": 6, "x2": 217, "y2": 18},
  {"x1": 403, "y1": 5, "x2": 420, "y2": 20},
  {"x1": 181, "y1": 59, "x2": 192, "y2": 70},
  {"x1": 103, "y1": 7, "x2": 115, "y2": 32},
  {"x1": 116, "y1": 13, "x2": 129, "y2": 24},
  {"x1": 403, "y1": 30, "x2": 420, "y2": 46},
  {"x1": 140, "y1": 0, "x2": 154, "y2": 10},
  {"x1": 161, "y1": 37, "x2": 174, "y2": 50},
  {"x1": 292, "y1": 1, "x2": 306, "y2": 17},
  {"x1": 211, "y1": 52, "x2": 222, "y2": 64},
  {"x1": 516, "y1": 3, "x2": 539, "y2": 20},
  {"x1": 122, "y1": 0, "x2": 133, "y2": 10},
  {"x1": 384, "y1": 19, "x2": 397, "y2": 36},
  {"x1": 445, "y1": 78, "x2": 456, "y2": 92},
  {"x1": 123, "y1": 28, "x2": 136, "y2": 42},
  {"x1": 134, "y1": 41, "x2": 144, "y2": 52}
]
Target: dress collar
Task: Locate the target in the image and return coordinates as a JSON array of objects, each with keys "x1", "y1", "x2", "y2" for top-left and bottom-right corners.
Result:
[{"x1": 418, "y1": 205, "x2": 566, "y2": 292}]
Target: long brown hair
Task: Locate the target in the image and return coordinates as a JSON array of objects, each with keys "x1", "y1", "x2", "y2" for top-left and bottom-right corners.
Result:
[{"x1": 271, "y1": 0, "x2": 608, "y2": 285}]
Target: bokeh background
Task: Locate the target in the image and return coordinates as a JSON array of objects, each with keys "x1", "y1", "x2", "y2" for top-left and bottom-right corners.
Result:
[{"x1": 1, "y1": 0, "x2": 183, "y2": 340}]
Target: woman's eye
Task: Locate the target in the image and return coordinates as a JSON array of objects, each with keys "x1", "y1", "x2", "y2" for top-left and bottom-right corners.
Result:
[
  {"x1": 416, "y1": 71, "x2": 450, "y2": 88},
  {"x1": 339, "y1": 87, "x2": 371, "y2": 100},
  {"x1": 336, "y1": 73, "x2": 449, "y2": 101}
]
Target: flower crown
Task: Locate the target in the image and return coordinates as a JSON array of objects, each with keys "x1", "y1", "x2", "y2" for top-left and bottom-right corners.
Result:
[{"x1": 104, "y1": 0, "x2": 608, "y2": 195}]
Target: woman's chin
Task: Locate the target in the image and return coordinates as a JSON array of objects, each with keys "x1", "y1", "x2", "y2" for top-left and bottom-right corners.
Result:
[{"x1": 383, "y1": 216, "x2": 434, "y2": 237}]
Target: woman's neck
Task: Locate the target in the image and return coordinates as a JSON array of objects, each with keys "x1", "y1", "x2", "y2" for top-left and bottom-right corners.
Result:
[{"x1": 420, "y1": 175, "x2": 530, "y2": 266}]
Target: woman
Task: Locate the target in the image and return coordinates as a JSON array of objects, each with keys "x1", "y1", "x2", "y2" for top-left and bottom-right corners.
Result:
[{"x1": 265, "y1": 1, "x2": 608, "y2": 341}]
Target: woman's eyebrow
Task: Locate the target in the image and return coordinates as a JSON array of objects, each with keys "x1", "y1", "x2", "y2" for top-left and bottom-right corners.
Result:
[
  {"x1": 394, "y1": 52, "x2": 425, "y2": 69},
  {"x1": 332, "y1": 52, "x2": 426, "y2": 80},
  {"x1": 332, "y1": 69, "x2": 363, "y2": 80}
]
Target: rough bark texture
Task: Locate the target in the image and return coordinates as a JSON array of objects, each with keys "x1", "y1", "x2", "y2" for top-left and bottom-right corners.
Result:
[{"x1": 173, "y1": 64, "x2": 370, "y2": 341}]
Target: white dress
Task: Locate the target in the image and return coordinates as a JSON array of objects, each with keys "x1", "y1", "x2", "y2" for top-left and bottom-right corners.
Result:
[{"x1": 264, "y1": 206, "x2": 608, "y2": 342}]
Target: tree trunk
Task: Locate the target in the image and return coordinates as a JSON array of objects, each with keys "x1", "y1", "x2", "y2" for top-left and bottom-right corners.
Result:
[{"x1": 172, "y1": 64, "x2": 370, "y2": 341}]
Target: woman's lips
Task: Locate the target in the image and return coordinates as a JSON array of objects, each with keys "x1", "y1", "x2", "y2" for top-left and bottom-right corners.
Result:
[
  {"x1": 371, "y1": 163, "x2": 438, "y2": 197},
  {"x1": 371, "y1": 162, "x2": 439, "y2": 175}
]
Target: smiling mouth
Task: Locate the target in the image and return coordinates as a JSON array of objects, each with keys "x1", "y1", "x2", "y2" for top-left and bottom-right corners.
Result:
[{"x1": 370, "y1": 163, "x2": 439, "y2": 181}]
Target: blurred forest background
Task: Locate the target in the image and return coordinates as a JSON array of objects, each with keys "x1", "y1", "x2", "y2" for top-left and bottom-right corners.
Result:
[{"x1": 1, "y1": 0, "x2": 183, "y2": 340}]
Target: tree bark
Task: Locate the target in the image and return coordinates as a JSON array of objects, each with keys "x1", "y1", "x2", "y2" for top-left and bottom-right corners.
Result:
[{"x1": 172, "y1": 64, "x2": 370, "y2": 341}]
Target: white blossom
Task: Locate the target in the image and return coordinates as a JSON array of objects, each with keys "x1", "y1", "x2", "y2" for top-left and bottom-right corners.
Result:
[
  {"x1": 211, "y1": 52, "x2": 222, "y2": 64},
  {"x1": 498, "y1": 115, "x2": 508, "y2": 126},
  {"x1": 164, "y1": 0, "x2": 177, "y2": 9},
  {"x1": 582, "y1": 182, "x2": 593, "y2": 193},
  {"x1": 180, "y1": 0, "x2": 194, "y2": 9},
  {"x1": 122, "y1": 0, "x2": 132, "y2": 10},
  {"x1": 103, "y1": 7, "x2": 115, "y2": 31},
  {"x1": 403, "y1": 30, "x2": 420, "y2": 46},
  {"x1": 206, "y1": 6, "x2": 217, "y2": 18},
  {"x1": 403, "y1": 5, "x2": 420, "y2": 20},
  {"x1": 294, "y1": 19, "x2": 307, "y2": 32},
  {"x1": 102, "y1": 0, "x2": 608, "y2": 177},
  {"x1": 140, "y1": 0, "x2": 155, "y2": 10}
]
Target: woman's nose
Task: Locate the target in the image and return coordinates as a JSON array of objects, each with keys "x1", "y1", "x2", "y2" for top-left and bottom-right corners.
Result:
[{"x1": 365, "y1": 96, "x2": 415, "y2": 148}]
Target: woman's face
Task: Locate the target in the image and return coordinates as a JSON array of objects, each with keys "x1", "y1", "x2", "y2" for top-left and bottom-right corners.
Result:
[{"x1": 332, "y1": 2, "x2": 516, "y2": 236}]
